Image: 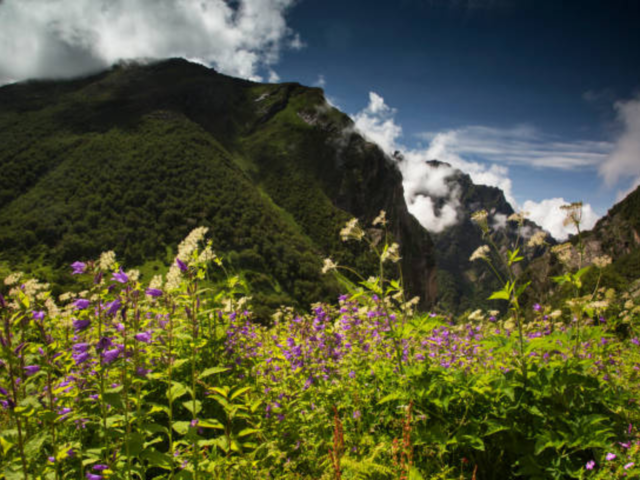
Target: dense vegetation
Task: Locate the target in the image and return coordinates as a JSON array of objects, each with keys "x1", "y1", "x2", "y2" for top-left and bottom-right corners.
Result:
[
  {"x1": 1, "y1": 209, "x2": 639, "y2": 479},
  {"x1": 0, "y1": 59, "x2": 433, "y2": 316}
]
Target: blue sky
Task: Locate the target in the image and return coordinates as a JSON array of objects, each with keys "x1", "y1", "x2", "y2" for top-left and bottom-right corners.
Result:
[{"x1": 1, "y1": 0, "x2": 639, "y2": 238}]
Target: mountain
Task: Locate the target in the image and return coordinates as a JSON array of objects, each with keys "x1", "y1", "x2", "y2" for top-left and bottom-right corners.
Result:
[
  {"x1": 416, "y1": 160, "x2": 548, "y2": 313},
  {"x1": 526, "y1": 184, "x2": 640, "y2": 303},
  {"x1": 0, "y1": 58, "x2": 436, "y2": 317}
]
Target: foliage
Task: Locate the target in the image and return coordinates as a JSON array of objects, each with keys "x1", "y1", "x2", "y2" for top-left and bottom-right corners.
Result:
[{"x1": 1, "y1": 221, "x2": 640, "y2": 479}]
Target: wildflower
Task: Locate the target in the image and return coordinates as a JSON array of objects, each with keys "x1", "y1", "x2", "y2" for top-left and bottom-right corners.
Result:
[
  {"x1": 372, "y1": 210, "x2": 387, "y2": 226},
  {"x1": 71, "y1": 262, "x2": 87, "y2": 275},
  {"x1": 605, "y1": 453, "x2": 616, "y2": 461},
  {"x1": 73, "y1": 319, "x2": 91, "y2": 332},
  {"x1": 470, "y1": 245, "x2": 490, "y2": 262},
  {"x1": 92, "y1": 465, "x2": 109, "y2": 471},
  {"x1": 381, "y1": 242, "x2": 401, "y2": 263},
  {"x1": 3, "y1": 272, "x2": 23, "y2": 286},
  {"x1": 105, "y1": 299, "x2": 121, "y2": 316},
  {"x1": 593, "y1": 255, "x2": 612, "y2": 269},
  {"x1": 102, "y1": 349, "x2": 120, "y2": 364},
  {"x1": 48, "y1": 457, "x2": 55, "y2": 463},
  {"x1": 24, "y1": 365, "x2": 40, "y2": 376},
  {"x1": 508, "y1": 211, "x2": 528, "y2": 223},
  {"x1": 585, "y1": 460, "x2": 595, "y2": 470},
  {"x1": 471, "y1": 209, "x2": 490, "y2": 233},
  {"x1": 145, "y1": 288, "x2": 163, "y2": 297},
  {"x1": 134, "y1": 332, "x2": 153, "y2": 344},
  {"x1": 33, "y1": 310, "x2": 45, "y2": 321},
  {"x1": 176, "y1": 227, "x2": 209, "y2": 261},
  {"x1": 98, "y1": 251, "x2": 116, "y2": 271},
  {"x1": 321, "y1": 258, "x2": 337, "y2": 274},
  {"x1": 551, "y1": 243, "x2": 573, "y2": 265},
  {"x1": 340, "y1": 218, "x2": 365, "y2": 242},
  {"x1": 625, "y1": 462, "x2": 635, "y2": 470},
  {"x1": 533, "y1": 303, "x2": 542, "y2": 312},
  {"x1": 176, "y1": 258, "x2": 188, "y2": 273},
  {"x1": 111, "y1": 268, "x2": 128, "y2": 284},
  {"x1": 73, "y1": 299, "x2": 90, "y2": 310},
  {"x1": 86, "y1": 473, "x2": 102, "y2": 480},
  {"x1": 527, "y1": 230, "x2": 547, "y2": 248},
  {"x1": 73, "y1": 352, "x2": 91, "y2": 365},
  {"x1": 560, "y1": 202, "x2": 583, "y2": 228},
  {"x1": 353, "y1": 410, "x2": 361, "y2": 420},
  {"x1": 468, "y1": 310, "x2": 484, "y2": 321}
]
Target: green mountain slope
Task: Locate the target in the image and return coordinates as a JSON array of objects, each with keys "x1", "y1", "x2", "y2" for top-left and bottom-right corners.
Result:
[{"x1": 0, "y1": 58, "x2": 436, "y2": 315}]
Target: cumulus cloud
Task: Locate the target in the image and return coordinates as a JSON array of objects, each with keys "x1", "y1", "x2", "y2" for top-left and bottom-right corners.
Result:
[
  {"x1": 0, "y1": 0, "x2": 300, "y2": 84},
  {"x1": 599, "y1": 94, "x2": 640, "y2": 199},
  {"x1": 352, "y1": 91, "x2": 602, "y2": 239},
  {"x1": 523, "y1": 198, "x2": 599, "y2": 241}
]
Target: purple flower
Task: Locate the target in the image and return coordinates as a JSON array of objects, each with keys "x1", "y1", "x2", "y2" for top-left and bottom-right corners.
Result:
[
  {"x1": 73, "y1": 343, "x2": 90, "y2": 353},
  {"x1": 73, "y1": 319, "x2": 91, "y2": 332},
  {"x1": 92, "y1": 465, "x2": 109, "y2": 471},
  {"x1": 625, "y1": 462, "x2": 635, "y2": 470},
  {"x1": 73, "y1": 352, "x2": 91, "y2": 365},
  {"x1": 111, "y1": 268, "x2": 129, "y2": 284},
  {"x1": 0, "y1": 386, "x2": 8, "y2": 396},
  {"x1": 48, "y1": 456, "x2": 55, "y2": 463},
  {"x1": 353, "y1": 410, "x2": 361, "y2": 419},
  {"x1": 135, "y1": 366, "x2": 150, "y2": 377},
  {"x1": 134, "y1": 332, "x2": 152, "y2": 344},
  {"x1": 145, "y1": 288, "x2": 163, "y2": 297},
  {"x1": 533, "y1": 303, "x2": 542, "y2": 312},
  {"x1": 73, "y1": 299, "x2": 90, "y2": 310},
  {"x1": 105, "y1": 299, "x2": 121, "y2": 317},
  {"x1": 102, "y1": 348, "x2": 120, "y2": 364},
  {"x1": 86, "y1": 474, "x2": 102, "y2": 480},
  {"x1": 632, "y1": 338, "x2": 640, "y2": 346},
  {"x1": 605, "y1": 453, "x2": 616, "y2": 461},
  {"x1": 585, "y1": 460, "x2": 595, "y2": 470},
  {"x1": 33, "y1": 310, "x2": 45, "y2": 321},
  {"x1": 176, "y1": 258, "x2": 188, "y2": 272},
  {"x1": 96, "y1": 337, "x2": 112, "y2": 351},
  {"x1": 190, "y1": 419, "x2": 199, "y2": 427},
  {"x1": 71, "y1": 262, "x2": 87, "y2": 275},
  {"x1": 24, "y1": 365, "x2": 40, "y2": 376}
]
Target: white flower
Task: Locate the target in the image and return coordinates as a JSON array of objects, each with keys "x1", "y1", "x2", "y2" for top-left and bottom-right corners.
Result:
[
  {"x1": 527, "y1": 230, "x2": 547, "y2": 248},
  {"x1": 321, "y1": 258, "x2": 337, "y2": 274},
  {"x1": 177, "y1": 227, "x2": 209, "y2": 262},
  {"x1": 381, "y1": 243, "x2": 401, "y2": 263},
  {"x1": 560, "y1": 202, "x2": 583, "y2": 227},
  {"x1": 99, "y1": 251, "x2": 116, "y2": 271},
  {"x1": 340, "y1": 218, "x2": 364, "y2": 242},
  {"x1": 468, "y1": 309, "x2": 484, "y2": 321},
  {"x1": 551, "y1": 243, "x2": 573, "y2": 265},
  {"x1": 149, "y1": 275, "x2": 164, "y2": 290},
  {"x1": 593, "y1": 255, "x2": 612, "y2": 269},
  {"x1": 470, "y1": 245, "x2": 490, "y2": 262},
  {"x1": 372, "y1": 210, "x2": 387, "y2": 227},
  {"x1": 3, "y1": 272, "x2": 23, "y2": 286}
]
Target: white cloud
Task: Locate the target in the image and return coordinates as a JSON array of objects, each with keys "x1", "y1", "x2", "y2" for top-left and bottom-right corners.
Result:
[
  {"x1": 523, "y1": 198, "x2": 599, "y2": 241},
  {"x1": 0, "y1": 0, "x2": 300, "y2": 84},
  {"x1": 314, "y1": 74, "x2": 326, "y2": 88},
  {"x1": 351, "y1": 91, "x2": 602, "y2": 239},
  {"x1": 416, "y1": 125, "x2": 612, "y2": 170},
  {"x1": 599, "y1": 95, "x2": 640, "y2": 198}
]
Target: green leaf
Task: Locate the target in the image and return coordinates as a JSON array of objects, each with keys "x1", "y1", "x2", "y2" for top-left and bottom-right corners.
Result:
[
  {"x1": 409, "y1": 467, "x2": 425, "y2": 480},
  {"x1": 238, "y1": 428, "x2": 259, "y2": 438},
  {"x1": 199, "y1": 419, "x2": 225, "y2": 430},
  {"x1": 378, "y1": 392, "x2": 403, "y2": 405},
  {"x1": 230, "y1": 386, "x2": 251, "y2": 401},
  {"x1": 183, "y1": 400, "x2": 202, "y2": 415},
  {"x1": 200, "y1": 367, "x2": 230, "y2": 379},
  {"x1": 0, "y1": 436, "x2": 14, "y2": 455},
  {"x1": 126, "y1": 432, "x2": 145, "y2": 456},
  {"x1": 24, "y1": 432, "x2": 48, "y2": 457},
  {"x1": 488, "y1": 291, "x2": 510, "y2": 301},
  {"x1": 172, "y1": 421, "x2": 191, "y2": 435},
  {"x1": 103, "y1": 392, "x2": 124, "y2": 409},
  {"x1": 142, "y1": 449, "x2": 174, "y2": 470},
  {"x1": 167, "y1": 382, "x2": 189, "y2": 401}
]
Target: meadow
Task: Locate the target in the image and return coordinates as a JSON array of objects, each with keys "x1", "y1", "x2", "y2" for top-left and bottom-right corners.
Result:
[{"x1": 1, "y1": 211, "x2": 639, "y2": 479}]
